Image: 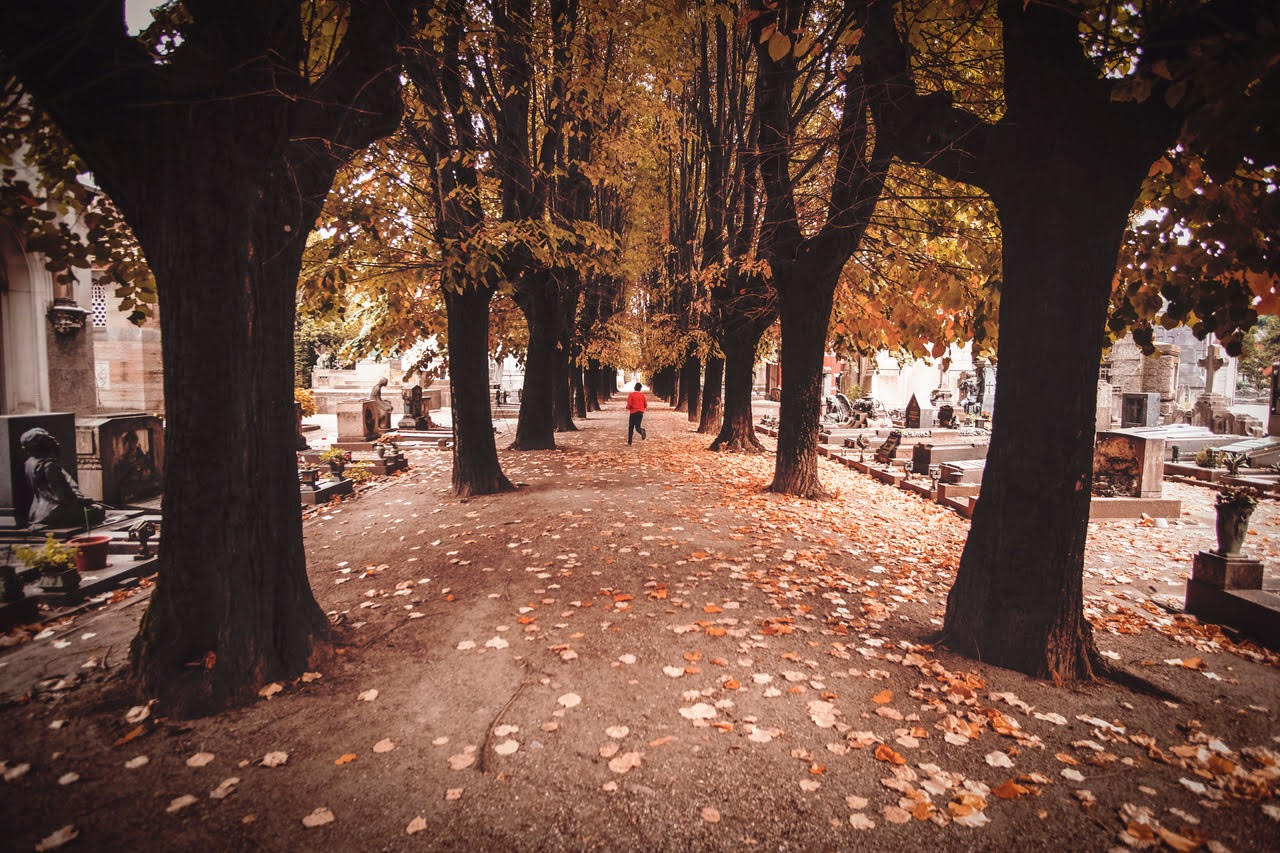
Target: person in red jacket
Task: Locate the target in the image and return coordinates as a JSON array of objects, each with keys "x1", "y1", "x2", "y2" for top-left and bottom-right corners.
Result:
[{"x1": 626, "y1": 382, "x2": 648, "y2": 444}]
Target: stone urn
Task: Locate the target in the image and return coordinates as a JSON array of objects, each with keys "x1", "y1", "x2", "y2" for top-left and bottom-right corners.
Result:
[
  {"x1": 1213, "y1": 488, "x2": 1258, "y2": 555},
  {"x1": 68, "y1": 534, "x2": 112, "y2": 572},
  {"x1": 328, "y1": 459, "x2": 346, "y2": 480},
  {"x1": 299, "y1": 467, "x2": 320, "y2": 490},
  {"x1": 375, "y1": 444, "x2": 387, "y2": 459}
]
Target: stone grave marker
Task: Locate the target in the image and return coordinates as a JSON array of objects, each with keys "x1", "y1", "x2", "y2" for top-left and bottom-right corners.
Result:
[
  {"x1": 873, "y1": 430, "x2": 902, "y2": 465},
  {"x1": 1120, "y1": 392, "x2": 1160, "y2": 428},
  {"x1": 1092, "y1": 430, "x2": 1165, "y2": 498}
]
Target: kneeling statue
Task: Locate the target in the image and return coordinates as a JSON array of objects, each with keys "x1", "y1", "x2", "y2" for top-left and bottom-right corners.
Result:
[{"x1": 21, "y1": 428, "x2": 105, "y2": 529}]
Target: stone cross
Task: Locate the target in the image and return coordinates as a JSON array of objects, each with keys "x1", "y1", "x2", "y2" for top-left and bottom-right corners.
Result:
[{"x1": 1199, "y1": 342, "x2": 1226, "y2": 395}]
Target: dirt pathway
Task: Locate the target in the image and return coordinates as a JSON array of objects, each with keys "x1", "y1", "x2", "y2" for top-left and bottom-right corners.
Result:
[{"x1": 2, "y1": 401, "x2": 1277, "y2": 851}]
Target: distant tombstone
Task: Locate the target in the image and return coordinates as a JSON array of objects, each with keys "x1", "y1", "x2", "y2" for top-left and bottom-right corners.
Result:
[
  {"x1": 904, "y1": 395, "x2": 922, "y2": 429},
  {"x1": 399, "y1": 385, "x2": 432, "y2": 429},
  {"x1": 1092, "y1": 431, "x2": 1165, "y2": 498},
  {"x1": 1269, "y1": 362, "x2": 1280, "y2": 436},
  {"x1": 75, "y1": 414, "x2": 165, "y2": 505},
  {"x1": 1120, "y1": 392, "x2": 1160, "y2": 428},
  {"x1": 874, "y1": 430, "x2": 902, "y2": 465},
  {"x1": 1095, "y1": 380, "x2": 1114, "y2": 432}
]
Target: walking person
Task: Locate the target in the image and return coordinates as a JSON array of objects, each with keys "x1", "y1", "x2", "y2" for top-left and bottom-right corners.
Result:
[{"x1": 626, "y1": 382, "x2": 648, "y2": 445}]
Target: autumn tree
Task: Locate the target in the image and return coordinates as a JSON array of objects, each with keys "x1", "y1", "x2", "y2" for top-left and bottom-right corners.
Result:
[
  {"x1": 2, "y1": 0, "x2": 416, "y2": 714},
  {"x1": 869, "y1": 0, "x2": 1280, "y2": 680}
]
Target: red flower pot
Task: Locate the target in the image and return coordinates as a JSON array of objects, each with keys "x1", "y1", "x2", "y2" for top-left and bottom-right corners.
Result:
[{"x1": 69, "y1": 534, "x2": 112, "y2": 572}]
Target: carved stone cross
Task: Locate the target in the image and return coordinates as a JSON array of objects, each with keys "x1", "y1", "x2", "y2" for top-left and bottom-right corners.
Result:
[{"x1": 1199, "y1": 342, "x2": 1226, "y2": 394}]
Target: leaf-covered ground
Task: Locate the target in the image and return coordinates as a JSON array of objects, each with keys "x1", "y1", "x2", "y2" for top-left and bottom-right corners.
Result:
[{"x1": 2, "y1": 403, "x2": 1278, "y2": 851}]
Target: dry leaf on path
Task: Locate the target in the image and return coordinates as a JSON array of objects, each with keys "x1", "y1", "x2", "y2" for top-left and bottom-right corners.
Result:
[
  {"x1": 701, "y1": 806, "x2": 721, "y2": 823},
  {"x1": 448, "y1": 752, "x2": 475, "y2": 770},
  {"x1": 985, "y1": 751, "x2": 1013, "y2": 769},
  {"x1": 871, "y1": 689, "x2": 893, "y2": 705},
  {"x1": 599, "y1": 742, "x2": 620, "y2": 759},
  {"x1": 445, "y1": 788, "x2": 463, "y2": 801},
  {"x1": 357, "y1": 689, "x2": 378, "y2": 702},
  {"x1": 258, "y1": 682, "x2": 283, "y2": 698},
  {"x1": 34, "y1": 825, "x2": 78, "y2": 851},
  {"x1": 334, "y1": 753, "x2": 357, "y2": 765},
  {"x1": 605, "y1": 726, "x2": 629, "y2": 739},
  {"x1": 373, "y1": 739, "x2": 396, "y2": 753},
  {"x1": 261, "y1": 751, "x2": 288, "y2": 767},
  {"x1": 557, "y1": 693, "x2": 581, "y2": 708},
  {"x1": 57, "y1": 773, "x2": 79, "y2": 786},
  {"x1": 301, "y1": 807, "x2": 334, "y2": 828},
  {"x1": 124, "y1": 755, "x2": 149, "y2": 770},
  {"x1": 210, "y1": 777, "x2": 240, "y2": 799},
  {"x1": 679, "y1": 703, "x2": 716, "y2": 720},
  {"x1": 849, "y1": 814, "x2": 875, "y2": 830},
  {"x1": 493, "y1": 739, "x2": 519, "y2": 756},
  {"x1": 166, "y1": 794, "x2": 198, "y2": 814},
  {"x1": 124, "y1": 703, "x2": 153, "y2": 724},
  {"x1": 882, "y1": 805, "x2": 912, "y2": 824},
  {"x1": 186, "y1": 752, "x2": 214, "y2": 768},
  {"x1": 608, "y1": 752, "x2": 643, "y2": 774},
  {"x1": 874, "y1": 744, "x2": 906, "y2": 765},
  {"x1": 406, "y1": 816, "x2": 428, "y2": 835}
]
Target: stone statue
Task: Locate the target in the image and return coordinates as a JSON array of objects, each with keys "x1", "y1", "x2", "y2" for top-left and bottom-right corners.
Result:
[
  {"x1": 366, "y1": 378, "x2": 393, "y2": 435},
  {"x1": 21, "y1": 428, "x2": 105, "y2": 529}
]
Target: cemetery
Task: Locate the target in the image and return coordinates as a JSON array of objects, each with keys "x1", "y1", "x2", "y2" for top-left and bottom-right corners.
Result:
[{"x1": 1, "y1": 1, "x2": 1279, "y2": 851}]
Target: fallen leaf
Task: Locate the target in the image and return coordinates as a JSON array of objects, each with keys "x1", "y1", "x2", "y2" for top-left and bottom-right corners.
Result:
[
  {"x1": 57, "y1": 773, "x2": 79, "y2": 786},
  {"x1": 373, "y1": 738, "x2": 396, "y2": 754},
  {"x1": 557, "y1": 693, "x2": 581, "y2": 708},
  {"x1": 701, "y1": 806, "x2": 721, "y2": 823},
  {"x1": 357, "y1": 689, "x2": 378, "y2": 702},
  {"x1": 124, "y1": 755, "x2": 149, "y2": 769},
  {"x1": 406, "y1": 816, "x2": 428, "y2": 835},
  {"x1": 599, "y1": 742, "x2": 620, "y2": 759},
  {"x1": 447, "y1": 752, "x2": 475, "y2": 770},
  {"x1": 186, "y1": 752, "x2": 215, "y2": 768},
  {"x1": 846, "y1": 795, "x2": 869, "y2": 810},
  {"x1": 261, "y1": 751, "x2": 288, "y2": 768},
  {"x1": 985, "y1": 751, "x2": 1013, "y2": 769},
  {"x1": 210, "y1": 777, "x2": 240, "y2": 799},
  {"x1": 874, "y1": 744, "x2": 906, "y2": 765},
  {"x1": 166, "y1": 794, "x2": 198, "y2": 813},
  {"x1": 258, "y1": 682, "x2": 283, "y2": 699},
  {"x1": 605, "y1": 726, "x2": 629, "y2": 739},
  {"x1": 301, "y1": 807, "x2": 334, "y2": 828},
  {"x1": 124, "y1": 703, "x2": 153, "y2": 724},
  {"x1": 849, "y1": 813, "x2": 875, "y2": 830},
  {"x1": 799, "y1": 779, "x2": 821, "y2": 792},
  {"x1": 992, "y1": 779, "x2": 1030, "y2": 799},
  {"x1": 871, "y1": 689, "x2": 893, "y2": 705},
  {"x1": 882, "y1": 805, "x2": 912, "y2": 824},
  {"x1": 445, "y1": 788, "x2": 463, "y2": 801},
  {"x1": 608, "y1": 752, "x2": 643, "y2": 774},
  {"x1": 300, "y1": 671, "x2": 322, "y2": 683},
  {"x1": 334, "y1": 753, "x2": 357, "y2": 765},
  {"x1": 679, "y1": 703, "x2": 717, "y2": 720},
  {"x1": 1061, "y1": 768, "x2": 1085, "y2": 782},
  {"x1": 34, "y1": 825, "x2": 78, "y2": 851},
  {"x1": 493, "y1": 739, "x2": 519, "y2": 756}
]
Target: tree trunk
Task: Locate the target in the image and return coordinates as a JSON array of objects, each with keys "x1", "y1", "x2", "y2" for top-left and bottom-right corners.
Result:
[
  {"x1": 942, "y1": 169, "x2": 1140, "y2": 681},
  {"x1": 572, "y1": 363, "x2": 588, "y2": 419},
  {"x1": 552, "y1": 344, "x2": 577, "y2": 432},
  {"x1": 585, "y1": 360, "x2": 602, "y2": 411},
  {"x1": 683, "y1": 355, "x2": 702, "y2": 423},
  {"x1": 712, "y1": 332, "x2": 765, "y2": 452},
  {"x1": 768, "y1": 269, "x2": 835, "y2": 498},
  {"x1": 512, "y1": 277, "x2": 557, "y2": 450},
  {"x1": 698, "y1": 355, "x2": 724, "y2": 433},
  {"x1": 131, "y1": 176, "x2": 327, "y2": 716},
  {"x1": 601, "y1": 367, "x2": 615, "y2": 400},
  {"x1": 445, "y1": 284, "x2": 514, "y2": 496}
]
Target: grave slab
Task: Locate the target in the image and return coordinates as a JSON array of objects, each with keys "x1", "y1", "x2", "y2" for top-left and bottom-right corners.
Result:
[
  {"x1": 1184, "y1": 580, "x2": 1280, "y2": 651},
  {"x1": 300, "y1": 478, "x2": 355, "y2": 505},
  {"x1": 24, "y1": 554, "x2": 159, "y2": 607},
  {"x1": 1088, "y1": 496, "x2": 1182, "y2": 519},
  {"x1": 1192, "y1": 551, "x2": 1264, "y2": 590}
]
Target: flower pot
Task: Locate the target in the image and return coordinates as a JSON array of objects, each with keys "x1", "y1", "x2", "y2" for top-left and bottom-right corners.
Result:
[
  {"x1": 68, "y1": 534, "x2": 112, "y2": 572},
  {"x1": 375, "y1": 444, "x2": 386, "y2": 458},
  {"x1": 328, "y1": 460, "x2": 345, "y2": 480},
  {"x1": 1214, "y1": 506, "x2": 1254, "y2": 555},
  {"x1": 299, "y1": 468, "x2": 319, "y2": 489}
]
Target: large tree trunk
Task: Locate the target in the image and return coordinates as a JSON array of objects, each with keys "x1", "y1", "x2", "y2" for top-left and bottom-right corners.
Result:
[
  {"x1": 942, "y1": 164, "x2": 1144, "y2": 680},
  {"x1": 768, "y1": 269, "x2": 835, "y2": 498},
  {"x1": 445, "y1": 284, "x2": 514, "y2": 496},
  {"x1": 712, "y1": 332, "x2": 765, "y2": 452},
  {"x1": 698, "y1": 355, "x2": 724, "y2": 434},
  {"x1": 131, "y1": 162, "x2": 327, "y2": 716},
  {"x1": 585, "y1": 360, "x2": 602, "y2": 411},
  {"x1": 512, "y1": 277, "x2": 557, "y2": 450},
  {"x1": 552, "y1": 344, "x2": 577, "y2": 432},
  {"x1": 683, "y1": 355, "x2": 702, "y2": 423}
]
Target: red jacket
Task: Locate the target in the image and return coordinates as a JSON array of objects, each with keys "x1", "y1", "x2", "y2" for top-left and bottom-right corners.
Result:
[{"x1": 626, "y1": 391, "x2": 647, "y2": 413}]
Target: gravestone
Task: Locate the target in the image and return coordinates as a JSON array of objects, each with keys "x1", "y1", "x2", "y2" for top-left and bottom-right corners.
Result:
[
  {"x1": 1191, "y1": 343, "x2": 1231, "y2": 430},
  {"x1": 0, "y1": 413, "x2": 76, "y2": 529},
  {"x1": 336, "y1": 379, "x2": 395, "y2": 443},
  {"x1": 1095, "y1": 380, "x2": 1113, "y2": 432},
  {"x1": 873, "y1": 430, "x2": 902, "y2": 465},
  {"x1": 399, "y1": 385, "x2": 432, "y2": 430},
  {"x1": 1092, "y1": 430, "x2": 1165, "y2": 498},
  {"x1": 1120, "y1": 392, "x2": 1160, "y2": 428},
  {"x1": 75, "y1": 414, "x2": 164, "y2": 505},
  {"x1": 903, "y1": 395, "x2": 922, "y2": 428}
]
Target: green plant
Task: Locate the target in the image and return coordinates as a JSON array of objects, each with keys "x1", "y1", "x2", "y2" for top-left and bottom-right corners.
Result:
[
  {"x1": 1195, "y1": 448, "x2": 1221, "y2": 469},
  {"x1": 1215, "y1": 486, "x2": 1259, "y2": 512},
  {"x1": 319, "y1": 447, "x2": 348, "y2": 465},
  {"x1": 295, "y1": 387, "x2": 317, "y2": 417},
  {"x1": 345, "y1": 463, "x2": 374, "y2": 483},
  {"x1": 1221, "y1": 451, "x2": 1251, "y2": 475},
  {"x1": 14, "y1": 535, "x2": 76, "y2": 572}
]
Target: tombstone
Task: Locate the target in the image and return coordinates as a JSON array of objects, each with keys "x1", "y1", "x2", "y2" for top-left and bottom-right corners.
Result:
[
  {"x1": 1095, "y1": 380, "x2": 1113, "y2": 432},
  {"x1": 1120, "y1": 392, "x2": 1160, "y2": 428},
  {"x1": 336, "y1": 379, "x2": 394, "y2": 443},
  {"x1": 1, "y1": 413, "x2": 76, "y2": 529},
  {"x1": 1092, "y1": 430, "x2": 1165, "y2": 498},
  {"x1": 399, "y1": 385, "x2": 431, "y2": 430},
  {"x1": 1269, "y1": 362, "x2": 1280, "y2": 437},
  {"x1": 873, "y1": 430, "x2": 902, "y2": 465},
  {"x1": 75, "y1": 414, "x2": 165, "y2": 505},
  {"x1": 904, "y1": 394, "x2": 922, "y2": 429}
]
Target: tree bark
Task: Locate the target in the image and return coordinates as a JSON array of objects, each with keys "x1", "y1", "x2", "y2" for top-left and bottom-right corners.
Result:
[
  {"x1": 698, "y1": 355, "x2": 724, "y2": 433},
  {"x1": 767, "y1": 269, "x2": 835, "y2": 497},
  {"x1": 445, "y1": 284, "x2": 514, "y2": 496},
  {"x1": 683, "y1": 355, "x2": 702, "y2": 423},
  {"x1": 585, "y1": 360, "x2": 602, "y2": 412},
  {"x1": 942, "y1": 160, "x2": 1150, "y2": 680},
  {"x1": 512, "y1": 275, "x2": 557, "y2": 450},
  {"x1": 712, "y1": 332, "x2": 765, "y2": 452},
  {"x1": 552, "y1": 344, "x2": 577, "y2": 432}
]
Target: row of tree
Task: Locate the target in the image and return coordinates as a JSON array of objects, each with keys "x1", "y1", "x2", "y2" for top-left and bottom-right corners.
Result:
[{"x1": 2, "y1": 0, "x2": 1276, "y2": 713}]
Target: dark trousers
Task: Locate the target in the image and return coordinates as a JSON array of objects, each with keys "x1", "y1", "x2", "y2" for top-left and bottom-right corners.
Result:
[{"x1": 628, "y1": 411, "x2": 645, "y2": 444}]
